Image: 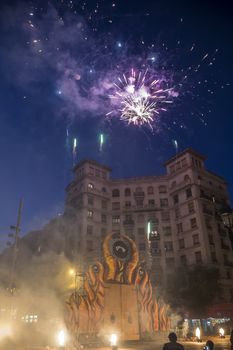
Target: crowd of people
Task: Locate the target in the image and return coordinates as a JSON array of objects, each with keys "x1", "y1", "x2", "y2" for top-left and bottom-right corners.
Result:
[{"x1": 162, "y1": 330, "x2": 233, "y2": 350}]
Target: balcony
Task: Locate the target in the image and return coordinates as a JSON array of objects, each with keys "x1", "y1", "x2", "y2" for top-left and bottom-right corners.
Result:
[
  {"x1": 151, "y1": 249, "x2": 161, "y2": 256},
  {"x1": 134, "y1": 191, "x2": 145, "y2": 197},
  {"x1": 200, "y1": 192, "x2": 213, "y2": 201},
  {"x1": 123, "y1": 219, "x2": 135, "y2": 226}
]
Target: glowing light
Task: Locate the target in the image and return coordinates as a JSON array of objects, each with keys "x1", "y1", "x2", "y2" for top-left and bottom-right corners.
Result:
[
  {"x1": 195, "y1": 327, "x2": 201, "y2": 340},
  {"x1": 109, "y1": 69, "x2": 174, "y2": 128},
  {"x1": 0, "y1": 324, "x2": 12, "y2": 339},
  {"x1": 73, "y1": 138, "x2": 77, "y2": 164},
  {"x1": 57, "y1": 330, "x2": 66, "y2": 347},
  {"x1": 99, "y1": 133, "x2": 104, "y2": 151},
  {"x1": 69, "y1": 269, "x2": 75, "y2": 276},
  {"x1": 147, "y1": 221, "x2": 151, "y2": 240},
  {"x1": 110, "y1": 333, "x2": 117, "y2": 347},
  {"x1": 219, "y1": 328, "x2": 224, "y2": 336}
]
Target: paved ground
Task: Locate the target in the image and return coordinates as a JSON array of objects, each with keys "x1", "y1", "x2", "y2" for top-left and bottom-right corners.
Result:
[{"x1": 1, "y1": 336, "x2": 231, "y2": 350}]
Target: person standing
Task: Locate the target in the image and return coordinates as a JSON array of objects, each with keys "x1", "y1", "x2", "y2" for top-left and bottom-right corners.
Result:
[{"x1": 163, "y1": 333, "x2": 184, "y2": 350}]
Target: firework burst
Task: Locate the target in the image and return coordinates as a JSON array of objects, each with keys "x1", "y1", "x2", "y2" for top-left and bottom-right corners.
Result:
[{"x1": 108, "y1": 68, "x2": 175, "y2": 128}]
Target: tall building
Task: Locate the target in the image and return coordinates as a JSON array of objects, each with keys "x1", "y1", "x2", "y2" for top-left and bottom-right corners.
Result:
[{"x1": 64, "y1": 148, "x2": 233, "y2": 302}]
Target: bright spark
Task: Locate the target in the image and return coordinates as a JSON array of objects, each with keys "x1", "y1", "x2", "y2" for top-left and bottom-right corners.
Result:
[{"x1": 109, "y1": 69, "x2": 174, "y2": 128}]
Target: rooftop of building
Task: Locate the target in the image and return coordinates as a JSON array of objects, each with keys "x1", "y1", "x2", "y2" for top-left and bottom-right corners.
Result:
[
  {"x1": 163, "y1": 148, "x2": 206, "y2": 166},
  {"x1": 73, "y1": 159, "x2": 112, "y2": 172}
]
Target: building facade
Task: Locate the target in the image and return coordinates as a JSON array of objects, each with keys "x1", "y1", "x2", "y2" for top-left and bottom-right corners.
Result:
[{"x1": 64, "y1": 148, "x2": 233, "y2": 302}]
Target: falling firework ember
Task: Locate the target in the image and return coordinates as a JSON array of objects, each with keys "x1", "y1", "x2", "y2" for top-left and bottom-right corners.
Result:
[
  {"x1": 99, "y1": 133, "x2": 104, "y2": 152},
  {"x1": 73, "y1": 138, "x2": 77, "y2": 164},
  {"x1": 108, "y1": 69, "x2": 175, "y2": 128}
]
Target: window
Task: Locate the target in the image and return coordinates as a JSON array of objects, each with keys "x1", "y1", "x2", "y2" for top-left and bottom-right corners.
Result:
[
  {"x1": 226, "y1": 270, "x2": 231, "y2": 279},
  {"x1": 164, "y1": 241, "x2": 173, "y2": 252},
  {"x1": 125, "y1": 214, "x2": 133, "y2": 222},
  {"x1": 179, "y1": 239, "x2": 185, "y2": 249},
  {"x1": 184, "y1": 174, "x2": 191, "y2": 182},
  {"x1": 137, "y1": 214, "x2": 144, "y2": 223},
  {"x1": 159, "y1": 185, "x2": 167, "y2": 193},
  {"x1": 190, "y1": 217, "x2": 197, "y2": 229},
  {"x1": 139, "y1": 243, "x2": 146, "y2": 251},
  {"x1": 175, "y1": 208, "x2": 180, "y2": 218},
  {"x1": 147, "y1": 186, "x2": 154, "y2": 194},
  {"x1": 171, "y1": 181, "x2": 176, "y2": 188},
  {"x1": 112, "y1": 189, "x2": 120, "y2": 197},
  {"x1": 112, "y1": 215, "x2": 120, "y2": 224},
  {"x1": 211, "y1": 252, "x2": 217, "y2": 263},
  {"x1": 136, "y1": 199, "x2": 144, "y2": 207},
  {"x1": 125, "y1": 188, "x2": 131, "y2": 196},
  {"x1": 89, "y1": 166, "x2": 94, "y2": 175},
  {"x1": 163, "y1": 226, "x2": 172, "y2": 236},
  {"x1": 102, "y1": 171, "x2": 106, "y2": 179},
  {"x1": 95, "y1": 169, "x2": 100, "y2": 177},
  {"x1": 177, "y1": 223, "x2": 183, "y2": 233},
  {"x1": 86, "y1": 240, "x2": 93, "y2": 251},
  {"x1": 135, "y1": 186, "x2": 143, "y2": 194},
  {"x1": 161, "y1": 211, "x2": 170, "y2": 221},
  {"x1": 181, "y1": 158, "x2": 187, "y2": 167},
  {"x1": 125, "y1": 201, "x2": 131, "y2": 208},
  {"x1": 137, "y1": 228, "x2": 145, "y2": 235},
  {"x1": 169, "y1": 165, "x2": 175, "y2": 174},
  {"x1": 208, "y1": 234, "x2": 214, "y2": 245},
  {"x1": 195, "y1": 251, "x2": 202, "y2": 264},
  {"x1": 87, "y1": 210, "x2": 93, "y2": 218},
  {"x1": 102, "y1": 187, "x2": 106, "y2": 193},
  {"x1": 87, "y1": 225, "x2": 93, "y2": 235},
  {"x1": 148, "y1": 199, "x2": 155, "y2": 207},
  {"x1": 88, "y1": 183, "x2": 94, "y2": 190},
  {"x1": 88, "y1": 196, "x2": 94, "y2": 206},
  {"x1": 112, "y1": 202, "x2": 120, "y2": 210},
  {"x1": 173, "y1": 194, "x2": 179, "y2": 205},
  {"x1": 188, "y1": 201, "x2": 194, "y2": 214},
  {"x1": 193, "y1": 234, "x2": 199, "y2": 245},
  {"x1": 101, "y1": 228, "x2": 107, "y2": 238},
  {"x1": 101, "y1": 214, "x2": 107, "y2": 224},
  {"x1": 180, "y1": 255, "x2": 187, "y2": 265},
  {"x1": 186, "y1": 188, "x2": 192, "y2": 198},
  {"x1": 102, "y1": 200, "x2": 107, "y2": 210},
  {"x1": 160, "y1": 198, "x2": 168, "y2": 208}
]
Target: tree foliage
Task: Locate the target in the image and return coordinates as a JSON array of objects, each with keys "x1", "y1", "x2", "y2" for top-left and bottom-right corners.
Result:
[{"x1": 162, "y1": 265, "x2": 220, "y2": 317}]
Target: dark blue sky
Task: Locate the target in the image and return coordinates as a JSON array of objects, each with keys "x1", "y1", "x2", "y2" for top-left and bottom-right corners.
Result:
[{"x1": 0, "y1": 0, "x2": 232, "y2": 248}]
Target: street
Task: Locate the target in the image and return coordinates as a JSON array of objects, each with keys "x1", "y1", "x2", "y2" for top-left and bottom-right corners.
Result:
[{"x1": 7, "y1": 336, "x2": 230, "y2": 350}]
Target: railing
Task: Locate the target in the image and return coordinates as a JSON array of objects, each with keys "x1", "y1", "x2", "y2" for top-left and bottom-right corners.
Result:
[{"x1": 123, "y1": 220, "x2": 135, "y2": 226}]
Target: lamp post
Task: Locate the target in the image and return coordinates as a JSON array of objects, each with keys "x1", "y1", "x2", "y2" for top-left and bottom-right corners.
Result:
[{"x1": 221, "y1": 209, "x2": 233, "y2": 251}]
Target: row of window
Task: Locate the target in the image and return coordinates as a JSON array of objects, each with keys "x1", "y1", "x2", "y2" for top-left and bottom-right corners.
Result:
[
  {"x1": 177, "y1": 217, "x2": 197, "y2": 233},
  {"x1": 87, "y1": 210, "x2": 171, "y2": 222},
  {"x1": 112, "y1": 185, "x2": 167, "y2": 197},
  {"x1": 178, "y1": 234, "x2": 200, "y2": 249},
  {"x1": 86, "y1": 225, "x2": 172, "y2": 236},
  {"x1": 89, "y1": 166, "x2": 107, "y2": 179},
  {"x1": 169, "y1": 157, "x2": 188, "y2": 174}
]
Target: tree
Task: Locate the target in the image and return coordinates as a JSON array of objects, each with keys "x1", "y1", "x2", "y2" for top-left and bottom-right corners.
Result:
[{"x1": 162, "y1": 265, "x2": 220, "y2": 317}]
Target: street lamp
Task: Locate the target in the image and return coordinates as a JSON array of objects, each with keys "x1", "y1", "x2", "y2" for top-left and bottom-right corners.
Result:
[{"x1": 221, "y1": 208, "x2": 233, "y2": 250}]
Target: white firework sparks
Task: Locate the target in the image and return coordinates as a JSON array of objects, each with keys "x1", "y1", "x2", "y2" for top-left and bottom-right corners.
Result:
[{"x1": 108, "y1": 68, "x2": 174, "y2": 128}]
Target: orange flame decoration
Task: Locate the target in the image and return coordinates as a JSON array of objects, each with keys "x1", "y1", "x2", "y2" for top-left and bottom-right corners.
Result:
[{"x1": 65, "y1": 233, "x2": 170, "y2": 339}]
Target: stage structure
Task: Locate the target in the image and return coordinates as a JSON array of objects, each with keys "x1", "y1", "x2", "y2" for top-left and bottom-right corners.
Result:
[{"x1": 65, "y1": 233, "x2": 170, "y2": 343}]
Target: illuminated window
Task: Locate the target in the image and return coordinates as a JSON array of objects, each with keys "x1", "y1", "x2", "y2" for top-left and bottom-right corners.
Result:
[
  {"x1": 88, "y1": 183, "x2": 94, "y2": 190},
  {"x1": 87, "y1": 210, "x2": 93, "y2": 218}
]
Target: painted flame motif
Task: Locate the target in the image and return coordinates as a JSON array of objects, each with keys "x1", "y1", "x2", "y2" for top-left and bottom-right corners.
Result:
[{"x1": 65, "y1": 234, "x2": 170, "y2": 340}]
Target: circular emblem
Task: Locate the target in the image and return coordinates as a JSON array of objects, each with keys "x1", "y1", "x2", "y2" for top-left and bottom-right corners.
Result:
[{"x1": 112, "y1": 239, "x2": 130, "y2": 259}]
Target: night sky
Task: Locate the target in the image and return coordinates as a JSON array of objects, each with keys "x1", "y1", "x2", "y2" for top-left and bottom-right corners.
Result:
[{"x1": 0, "y1": 0, "x2": 233, "y2": 248}]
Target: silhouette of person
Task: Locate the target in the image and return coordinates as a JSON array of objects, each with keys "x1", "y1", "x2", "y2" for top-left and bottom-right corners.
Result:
[
  {"x1": 230, "y1": 330, "x2": 233, "y2": 350},
  {"x1": 204, "y1": 340, "x2": 214, "y2": 350},
  {"x1": 163, "y1": 332, "x2": 184, "y2": 350}
]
